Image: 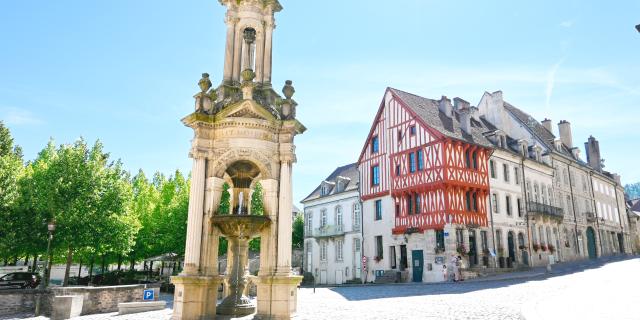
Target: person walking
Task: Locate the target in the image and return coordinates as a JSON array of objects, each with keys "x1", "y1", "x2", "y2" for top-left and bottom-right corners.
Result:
[
  {"x1": 457, "y1": 255, "x2": 465, "y2": 281},
  {"x1": 450, "y1": 254, "x2": 459, "y2": 282},
  {"x1": 442, "y1": 264, "x2": 448, "y2": 282}
]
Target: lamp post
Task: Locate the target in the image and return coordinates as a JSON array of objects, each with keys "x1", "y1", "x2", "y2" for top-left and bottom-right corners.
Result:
[{"x1": 44, "y1": 220, "x2": 56, "y2": 287}]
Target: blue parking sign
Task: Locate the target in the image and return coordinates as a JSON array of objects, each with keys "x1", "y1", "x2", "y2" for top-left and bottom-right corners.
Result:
[{"x1": 143, "y1": 289, "x2": 154, "y2": 301}]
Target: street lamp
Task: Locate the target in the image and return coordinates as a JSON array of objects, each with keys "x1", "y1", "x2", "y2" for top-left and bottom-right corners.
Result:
[{"x1": 44, "y1": 220, "x2": 56, "y2": 287}]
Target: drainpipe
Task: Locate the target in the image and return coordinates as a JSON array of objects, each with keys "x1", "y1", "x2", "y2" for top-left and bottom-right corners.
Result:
[
  {"x1": 613, "y1": 181, "x2": 625, "y2": 253},
  {"x1": 588, "y1": 172, "x2": 604, "y2": 256},
  {"x1": 519, "y1": 158, "x2": 533, "y2": 265},
  {"x1": 566, "y1": 163, "x2": 581, "y2": 256},
  {"x1": 357, "y1": 168, "x2": 366, "y2": 283}
]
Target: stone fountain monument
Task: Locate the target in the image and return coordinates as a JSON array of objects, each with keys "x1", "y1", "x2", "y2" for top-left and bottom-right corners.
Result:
[{"x1": 170, "y1": 1, "x2": 305, "y2": 319}]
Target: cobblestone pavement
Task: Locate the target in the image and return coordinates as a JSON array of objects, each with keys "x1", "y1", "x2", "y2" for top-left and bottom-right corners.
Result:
[{"x1": 7, "y1": 255, "x2": 639, "y2": 320}]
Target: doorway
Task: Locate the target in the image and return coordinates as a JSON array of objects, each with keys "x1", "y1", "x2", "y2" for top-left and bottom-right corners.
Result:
[
  {"x1": 400, "y1": 245, "x2": 408, "y2": 271},
  {"x1": 617, "y1": 233, "x2": 624, "y2": 254},
  {"x1": 335, "y1": 270, "x2": 343, "y2": 285},
  {"x1": 507, "y1": 231, "x2": 516, "y2": 265},
  {"x1": 320, "y1": 270, "x2": 327, "y2": 284},
  {"x1": 586, "y1": 227, "x2": 597, "y2": 259},
  {"x1": 411, "y1": 250, "x2": 423, "y2": 282},
  {"x1": 468, "y1": 230, "x2": 478, "y2": 266}
]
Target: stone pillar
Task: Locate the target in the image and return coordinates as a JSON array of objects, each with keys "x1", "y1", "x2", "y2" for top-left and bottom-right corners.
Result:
[
  {"x1": 200, "y1": 177, "x2": 225, "y2": 276},
  {"x1": 277, "y1": 160, "x2": 293, "y2": 273},
  {"x1": 232, "y1": 27, "x2": 243, "y2": 83},
  {"x1": 259, "y1": 179, "x2": 279, "y2": 275},
  {"x1": 262, "y1": 19, "x2": 274, "y2": 85},
  {"x1": 184, "y1": 155, "x2": 206, "y2": 275},
  {"x1": 223, "y1": 15, "x2": 237, "y2": 83},
  {"x1": 255, "y1": 30, "x2": 265, "y2": 83}
]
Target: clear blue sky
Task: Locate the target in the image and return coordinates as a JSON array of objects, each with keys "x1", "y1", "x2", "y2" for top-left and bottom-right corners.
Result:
[{"x1": 1, "y1": 0, "x2": 639, "y2": 205}]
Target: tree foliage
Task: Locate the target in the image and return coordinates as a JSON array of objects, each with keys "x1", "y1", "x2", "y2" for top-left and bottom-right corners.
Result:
[
  {"x1": 292, "y1": 214, "x2": 304, "y2": 249},
  {"x1": 250, "y1": 182, "x2": 264, "y2": 215},
  {"x1": 218, "y1": 182, "x2": 231, "y2": 214}
]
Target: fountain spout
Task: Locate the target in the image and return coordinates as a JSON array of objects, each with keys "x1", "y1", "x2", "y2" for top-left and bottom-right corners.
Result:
[{"x1": 237, "y1": 191, "x2": 244, "y2": 215}]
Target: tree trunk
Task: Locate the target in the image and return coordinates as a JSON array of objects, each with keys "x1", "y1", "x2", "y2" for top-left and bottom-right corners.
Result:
[
  {"x1": 31, "y1": 255, "x2": 38, "y2": 272},
  {"x1": 101, "y1": 254, "x2": 106, "y2": 274},
  {"x1": 11, "y1": 255, "x2": 18, "y2": 266},
  {"x1": 77, "y1": 258, "x2": 83, "y2": 279},
  {"x1": 63, "y1": 246, "x2": 73, "y2": 287},
  {"x1": 129, "y1": 257, "x2": 135, "y2": 271},
  {"x1": 24, "y1": 255, "x2": 30, "y2": 267},
  {"x1": 117, "y1": 255, "x2": 122, "y2": 272},
  {"x1": 88, "y1": 256, "x2": 95, "y2": 286},
  {"x1": 161, "y1": 261, "x2": 165, "y2": 277}
]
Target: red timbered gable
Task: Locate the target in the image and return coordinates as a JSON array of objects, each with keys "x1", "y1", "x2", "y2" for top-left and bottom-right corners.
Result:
[{"x1": 359, "y1": 88, "x2": 493, "y2": 234}]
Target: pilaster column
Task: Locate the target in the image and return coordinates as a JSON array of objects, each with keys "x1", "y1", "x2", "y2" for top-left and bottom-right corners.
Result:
[
  {"x1": 259, "y1": 179, "x2": 279, "y2": 275},
  {"x1": 262, "y1": 20, "x2": 274, "y2": 85},
  {"x1": 232, "y1": 27, "x2": 243, "y2": 83},
  {"x1": 277, "y1": 159, "x2": 293, "y2": 274},
  {"x1": 200, "y1": 177, "x2": 225, "y2": 276},
  {"x1": 183, "y1": 155, "x2": 206, "y2": 275},
  {"x1": 223, "y1": 15, "x2": 237, "y2": 82},
  {"x1": 255, "y1": 30, "x2": 265, "y2": 83}
]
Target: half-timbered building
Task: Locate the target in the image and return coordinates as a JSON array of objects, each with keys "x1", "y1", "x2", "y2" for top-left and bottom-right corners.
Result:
[{"x1": 359, "y1": 88, "x2": 494, "y2": 283}]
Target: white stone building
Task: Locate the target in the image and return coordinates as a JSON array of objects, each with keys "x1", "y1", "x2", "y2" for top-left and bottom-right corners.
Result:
[{"x1": 301, "y1": 163, "x2": 363, "y2": 285}]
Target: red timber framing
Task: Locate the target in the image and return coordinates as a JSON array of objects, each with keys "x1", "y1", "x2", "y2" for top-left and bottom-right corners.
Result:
[{"x1": 358, "y1": 88, "x2": 492, "y2": 235}]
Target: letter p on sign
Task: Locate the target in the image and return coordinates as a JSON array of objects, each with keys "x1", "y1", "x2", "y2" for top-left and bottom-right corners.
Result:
[{"x1": 143, "y1": 289, "x2": 155, "y2": 301}]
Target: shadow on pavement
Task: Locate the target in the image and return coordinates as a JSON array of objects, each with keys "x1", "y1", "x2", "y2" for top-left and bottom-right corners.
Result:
[{"x1": 328, "y1": 254, "x2": 637, "y2": 301}]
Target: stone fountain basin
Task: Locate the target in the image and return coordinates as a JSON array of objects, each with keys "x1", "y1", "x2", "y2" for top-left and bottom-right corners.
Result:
[{"x1": 211, "y1": 215, "x2": 271, "y2": 238}]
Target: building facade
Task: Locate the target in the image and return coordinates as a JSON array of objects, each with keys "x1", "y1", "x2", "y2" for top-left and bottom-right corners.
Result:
[{"x1": 301, "y1": 164, "x2": 363, "y2": 285}]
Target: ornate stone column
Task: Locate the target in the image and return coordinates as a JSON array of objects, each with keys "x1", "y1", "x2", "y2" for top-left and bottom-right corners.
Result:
[
  {"x1": 184, "y1": 154, "x2": 206, "y2": 275},
  {"x1": 276, "y1": 158, "x2": 293, "y2": 273},
  {"x1": 262, "y1": 18, "x2": 274, "y2": 85},
  {"x1": 255, "y1": 29, "x2": 265, "y2": 83},
  {"x1": 223, "y1": 15, "x2": 238, "y2": 83},
  {"x1": 232, "y1": 27, "x2": 244, "y2": 83},
  {"x1": 259, "y1": 178, "x2": 279, "y2": 275}
]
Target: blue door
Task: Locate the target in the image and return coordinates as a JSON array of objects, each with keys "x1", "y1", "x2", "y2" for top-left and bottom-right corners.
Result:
[{"x1": 411, "y1": 250, "x2": 423, "y2": 282}]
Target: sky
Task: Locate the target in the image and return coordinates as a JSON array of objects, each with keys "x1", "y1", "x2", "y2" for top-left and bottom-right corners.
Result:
[{"x1": 1, "y1": 0, "x2": 639, "y2": 206}]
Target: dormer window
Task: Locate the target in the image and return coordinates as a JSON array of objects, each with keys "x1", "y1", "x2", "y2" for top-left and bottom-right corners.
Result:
[{"x1": 321, "y1": 184, "x2": 329, "y2": 196}]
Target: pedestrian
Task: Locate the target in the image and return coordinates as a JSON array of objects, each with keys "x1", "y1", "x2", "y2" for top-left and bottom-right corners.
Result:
[
  {"x1": 450, "y1": 254, "x2": 459, "y2": 282},
  {"x1": 442, "y1": 264, "x2": 448, "y2": 282},
  {"x1": 457, "y1": 255, "x2": 464, "y2": 281}
]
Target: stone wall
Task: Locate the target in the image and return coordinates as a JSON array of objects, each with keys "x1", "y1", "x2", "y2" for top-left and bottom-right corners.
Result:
[
  {"x1": 0, "y1": 289, "x2": 52, "y2": 316},
  {"x1": 50, "y1": 284, "x2": 160, "y2": 315}
]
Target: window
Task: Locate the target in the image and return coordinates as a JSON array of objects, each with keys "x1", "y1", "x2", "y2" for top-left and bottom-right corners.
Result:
[
  {"x1": 514, "y1": 167, "x2": 520, "y2": 185},
  {"x1": 406, "y1": 195, "x2": 413, "y2": 215},
  {"x1": 321, "y1": 209, "x2": 327, "y2": 228},
  {"x1": 417, "y1": 150, "x2": 424, "y2": 170},
  {"x1": 354, "y1": 238, "x2": 361, "y2": 252},
  {"x1": 436, "y1": 230, "x2": 445, "y2": 251},
  {"x1": 481, "y1": 231, "x2": 488, "y2": 251},
  {"x1": 375, "y1": 200, "x2": 382, "y2": 220},
  {"x1": 490, "y1": 160, "x2": 496, "y2": 179},
  {"x1": 397, "y1": 129, "x2": 402, "y2": 142},
  {"x1": 306, "y1": 212, "x2": 313, "y2": 234},
  {"x1": 465, "y1": 191, "x2": 472, "y2": 211},
  {"x1": 492, "y1": 193, "x2": 499, "y2": 213},
  {"x1": 506, "y1": 195, "x2": 512, "y2": 216},
  {"x1": 336, "y1": 240, "x2": 344, "y2": 261},
  {"x1": 541, "y1": 185, "x2": 547, "y2": 204},
  {"x1": 517, "y1": 198, "x2": 523, "y2": 217},
  {"x1": 409, "y1": 152, "x2": 416, "y2": 173},
  {"x1": 563, "y1": 169, "x2": 568, "y2": 185},
  {"x1": 371, "y1": 165, "x2": 380, "y2": 186},
  {"x1": 371, "y1": 136, "x2": 379, "y2": 153},
  {"x1": 320, "y1": 241, "x2": 327, "y2": 261},
  {"x1": 456, "y1": 229, "x2": 464, "y2": 247},
  {"x1": 395, "y1": 164, "x2": 400, "y2": 176},
  {"x1": 336, "y1": 206, "x2": 343, "y2": 226},
  {"x1": 410, "y1": 125, "x2": 416, "y2": 135},
  {"x1": 472, "y1": 192, "x2": 477, "y2": 212},
  {"x1": 534, "y1": 183, "x2": 540, "y2": 202},
  {"x1": 375, "y1": 236, "x2": 383, "y2": 259},
  {"x1": 539, "y1": 226, "x2": 545, "y2": 244},
  {"x1": 566, "y1": 195, "x2": 572, "y2": 213},
  {"x1": 395, "y1": 203, "x2": 400, "y2": 217},
  {"x1": 390, "y1": 246, "x2": 397, "y2": 269},
  {"x1": 414, "y1": 194, "x2": 421, "y2": 214},
  {"x1": 465, "y1": 150, "x2": 472, "y2": 168},
  {"x1": 503, "y1": 164, "x2": 510, "y2": 182},
  {"x1": 531, "y1": 223, "x2": 537, "y2": 243},
  {"x1": 472, "y1": 151, "x2": 478, "y2": 169},
  {"x1": 496, "y1": 229, "x2": 503, "y2": 249},
  {"x1": 353, "y1": 203, "x2": 361, "y2": 228}
]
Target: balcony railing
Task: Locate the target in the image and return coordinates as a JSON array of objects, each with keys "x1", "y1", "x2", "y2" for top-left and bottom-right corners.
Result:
[
  {"x1": 312, "y1": 224, "x2": 345, "y2": 238},
  {"x1": 527, "y1": 201, "x2": 564, "y2": 219}
]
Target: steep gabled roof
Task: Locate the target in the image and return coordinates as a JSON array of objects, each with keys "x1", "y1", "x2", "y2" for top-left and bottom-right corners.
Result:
[
  {"x1": 389, "y1": 88, "x2": 493, "y2": 148},
  {"x1": 301, "y1": 163, "x2": 359, "y2": 203}
]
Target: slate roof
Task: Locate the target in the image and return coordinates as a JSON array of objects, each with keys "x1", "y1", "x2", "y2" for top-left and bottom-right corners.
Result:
[
  {"x1": 389, "y1": 88, "x2": 493, "y2": 148},
  {"x1": 301, "y1": 163, "x2": 359, "y2": 203}
]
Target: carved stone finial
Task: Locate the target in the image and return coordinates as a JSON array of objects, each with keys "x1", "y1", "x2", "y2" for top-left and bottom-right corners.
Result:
[
  {"x1": 241, "y1": 69, "x2": 256, "y2": 82},
  {"x1": 282, "y1": 80, "x2": 294, "y2": 99},
  {"x1": 198, "y1": 73, "x2": 212, "y2": 93}
]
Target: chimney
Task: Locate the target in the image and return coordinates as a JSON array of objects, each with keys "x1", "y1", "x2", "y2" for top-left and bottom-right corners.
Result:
[
  {"x1": 558, "y1": 120, "x2": 573, "y2": 148},
  {"x1": 459, "y1": 107, "x2": 472, "y2": 135},
  {"x1": 453, "y1": 97, "x2": 470, "y2": 111},
  {"x1": 439, "y1": 96, "x2": 452, "y2": 117},
  {"x1": 541, "y1": 118, "x2": 553, "y2": 133},
  {"x1": 585, "y1": 136, "x2": 602, "y2": 171},
  {"x1": 571, "y1": 147, "x2": 580, "y2": 160}
]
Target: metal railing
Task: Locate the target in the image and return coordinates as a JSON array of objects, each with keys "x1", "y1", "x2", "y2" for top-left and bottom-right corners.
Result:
[{"x1": 526, "y1": 201, "x2": 564, "y2": 218}]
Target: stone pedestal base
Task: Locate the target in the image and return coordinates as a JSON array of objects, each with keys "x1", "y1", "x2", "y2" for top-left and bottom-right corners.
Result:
[
  {"x1": 171, "y1": 275, "x2": 223, "y2": 320},
  {"x1": 254, "y1": 275, "x2": 303, "y2": 320}
]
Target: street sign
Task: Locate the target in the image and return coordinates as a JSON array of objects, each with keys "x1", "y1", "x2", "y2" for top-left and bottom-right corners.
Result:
[
  {"x1": 362, "y1": 256, "x2": 367, "y2": 271},
  {"x1": 143, "y1": 289, "x2": 154, "y2": 301},
  {"x1": 444, "y1": 232, "x2": 449, "y2": 237}
]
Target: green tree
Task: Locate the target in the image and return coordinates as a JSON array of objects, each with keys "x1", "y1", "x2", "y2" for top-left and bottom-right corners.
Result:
[
  {"x1": 0, "y1": 122, "x2": 25, "y2": 263},
  {"x1": 292, "y1": 214, "x2": 304, "y2": 249},
  {"x1": 218, "y1": 182, "x2": 231, "y2": 214},
  {"x1": 250, "y1": 182, "x2": 264, "y2": 215}
]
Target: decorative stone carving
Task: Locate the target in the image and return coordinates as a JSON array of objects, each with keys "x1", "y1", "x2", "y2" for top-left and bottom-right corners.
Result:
[
  {"x1": 199, "y1": 73, "x2": 212, "y2": 93},
  {"x1": 282, "y1": 80, "x2": 294, "y2": 99}
]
